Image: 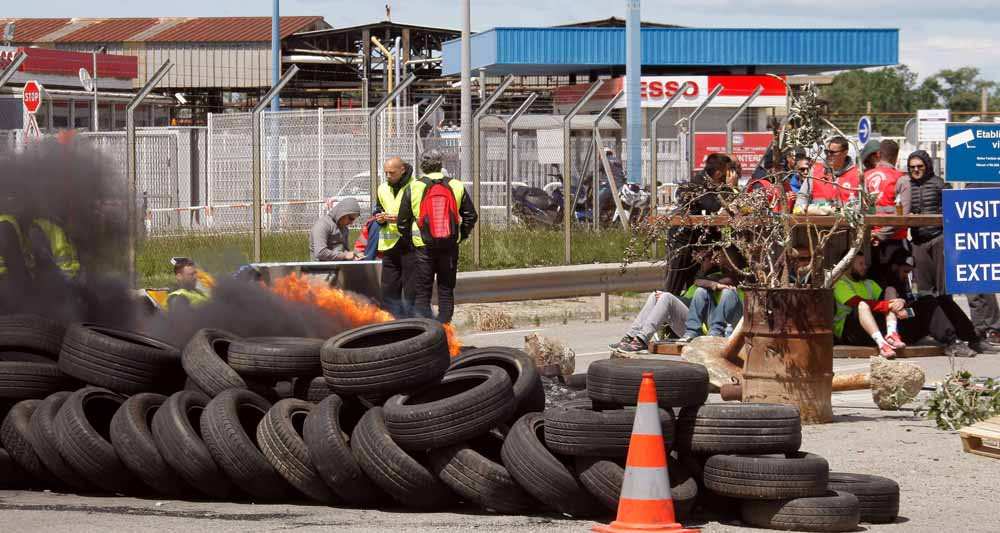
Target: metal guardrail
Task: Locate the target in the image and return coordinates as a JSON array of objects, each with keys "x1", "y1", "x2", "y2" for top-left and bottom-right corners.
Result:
[{"x1": 454, "y1": 261, "x2": 663, "y2": 304}]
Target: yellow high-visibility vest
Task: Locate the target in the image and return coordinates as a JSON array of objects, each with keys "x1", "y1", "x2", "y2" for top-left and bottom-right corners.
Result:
[
  {"x1": 406, "y1": 172, "x2": 465, "y2": 249},
  {"x1": 0, "y1": 214, "x2": 23, "y2": 276},
  {"x1": 32, "y1": 219, "x2": 80, "y2": 278},
  {"x1": 376, "y1": 178, "x2": 411, "y2": 252},
  {"x1": 166, "y1": 288, "x2": 210, "y2": 310}
]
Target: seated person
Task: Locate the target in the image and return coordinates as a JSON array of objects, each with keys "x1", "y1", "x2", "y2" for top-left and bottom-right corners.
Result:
[
  {"x1": 873, "y1": 248, "x2": 987, "y2": 357},
  {"x1": 833, "y1": 251, "x2": 907, "y2": 358},
  {"x1": 612, "y1": 290, "x2": 689, "y2": 353},
  {"x1": 679, "y1": 259, "x2": 744, "y2": 342}
]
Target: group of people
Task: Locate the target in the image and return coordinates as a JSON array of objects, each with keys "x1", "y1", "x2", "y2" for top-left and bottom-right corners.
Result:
[
  {"x1": 309, "y1": 150, "x2": 478, "y2": 324},
  {"x1": 614, "y1": 137, "x2": 1000, "y2": 359}
]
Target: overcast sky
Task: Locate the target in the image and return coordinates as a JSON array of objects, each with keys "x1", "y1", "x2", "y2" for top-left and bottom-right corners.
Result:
[{"x1": 7, "y1": 0, "x2": 1000, "y2": 81}]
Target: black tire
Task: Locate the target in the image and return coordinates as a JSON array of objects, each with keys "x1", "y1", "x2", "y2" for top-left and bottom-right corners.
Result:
[
  {"x1": 0, "y1": 448, "x2": 31, "y2": 489},
  {"x1": 294, "y1": 376, "x2": 332, "y2": 403},
  {"x1": 827, "y1": 472, "x2": 900, "y2": 524},
  {"x1": 0, "y1": 362, "x2": 77, "y2": 400},
  {"x1": 58, "y1": 324, "x2": 183, "y2": 394},
  {"x1": 675, "y1": 403, "x2": 802, "y2": 455},
  {"x1": 109, "y1": 393, "x2": 191, "y2": 497},
  {"x1": 200, "y1": 388, "x2": 292, "y2": 501},
  {"x1": 543, "y1": 400, "x2": 675, "y2": 457},
  {"x1": 257, "y1": 399, "x2": 337, "y2": 503},
  {"x1": 1, "y1": 399, "x2": 58, "y2": 487},
  {"x1": 321, "y1": 319, "x2": 450, "y2": 396},
  {"x1": 0, "y1": 351, "x2": 58, "y2": 364},
  {"x1": 28, "y1": 391, "x2": 92, "y2": 492},
  {"x1": 741, "y1": 491, "x2": 860, "y2": 532},
  {"x1": 151, "y1": 390, "x2": 234, "y2": 500},
  {"x1": 449, "y1": 347, "x2": 545, "y2": 420},
  {"x1": 181, "y1": 329, "x2": 245, "y2": 397},
  {"x1": 302, "y1": 394, "x2": 383, "y2": 506},
  {"x1": 53, "y1": 386, "x2": 140, "y2": 494},
  {"x1": 704, "y1": 452, "x2": 829, "y2": 500},
  {"x1": 350, "y1": 407, "x2": 453, "y2": 509},
  {"x1": 0, "y1": 314, "x2": 65, "y2": 358},
  {"x1": 384, "y1": 365, "x2": 514, "y2": 451},
  {"x1": 500, "y1": 413, "x2": 600, "y2": 517},
  {"x1": 574, "y1": 455, "x2": 697, "y2": 519},
  {"x1": 428, "y1": 430, "x2": 538, "y2": 514},
  {"x1": 229, "y1": 337, "x2": 323, "y2": 379},
  {"x1": 587, "y1": 359, "x2": 709, "y2": 409}
]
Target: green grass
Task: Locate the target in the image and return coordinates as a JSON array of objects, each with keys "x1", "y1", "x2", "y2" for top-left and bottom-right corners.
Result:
[{"x1": 138, "y1": 227, "x2": 644, "y2": 287}]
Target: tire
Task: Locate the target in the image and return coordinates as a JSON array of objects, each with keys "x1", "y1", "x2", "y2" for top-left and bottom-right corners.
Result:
[
  {"x1": 151, "y1": 390, "x2": 234, "y2": 500},
  {"x1": 181, "y1": 329, "x2": 245, "y2": 397},
  {"x1": 1, "y1": 399, "x2": 59, "y2": 487},
  {"x1": 109, "y1": 393, "x2": 191, "y2": 497},
  {"x1": 257, "y1": 399, "x2": 337, "y2": 503},
  {"x1": 587, "y1": 359, "x2": 709, "y2": 409},
  {"x1": 675, "y1": 403, "x2": 802, "y2": 455},
  {"x1": 741, "y1": 491, "x2": 860, "y2": 532},
  {"x1": 574, "y1": 455, "x2": 697, "y2": 519},
  {"x1": 704, "y1": 452, "x2": 830, "y2": 500},
  {"x1": 0, "y1": 362, "x2": 77, "y2": 400},
  {"x1": 58, "y1": 324, "x2": 183, "y2": 394},
  {"x1": 500, "y1": 413, "x2": 600, "y2": 517},
  {"x1": 200, "y1": 388, "x2": 292, "y2": 501},
  {"x1": 449, "y1": 347, "x2": 545, "y2": 420},
  {"x1": 0, "y1": 448, "x2": 31, "y2": 489},
  {"x1": 53, "y1": 386, "x2": 140, "y2": 494},
  {"x1": 827, "y1": 472, "x2": 899, "y2": 524},
  {"x1": 294, "y1": 376, "x2": 332, "y2": 403},
  {"x1": 543, "y1": 400, "x2": 675, "y2": 457},
  {"x1": 428, "y1": 430, "x2": 538, "y2": 514},
  {"x1": 321, "y1": 319, "x2": 450, "y2": 396},
  {"x1": 384, "y1": 365, "x2": 514, "y2": 451},
  {"x1": 350, "y1": 407, "x2": 453, "y2": 509},
  {"x1": 0, "y1": 314, "x2": 65, "y2": 358},
  {"x1": 302, "y1": 394, "x2": 383, "y2": 506},
  {"x1": 229, "y1": 337, "x2": 324, "y2": 379},
  {"x1": 0, "y1": 351, "x2": 58, "y2": 364},
  {"x1": 28, "y1": 391, "x2": 92, "y2": 492}
]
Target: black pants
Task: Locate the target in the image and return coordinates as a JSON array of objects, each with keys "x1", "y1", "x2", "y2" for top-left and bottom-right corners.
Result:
[
  {"x1": 900, "y1": 295, "x2": 977, "y2": 345},
  {"x1": 380, "y1": 244, "x2": 416, "y2": 318},
  {"x1": 912, "y1": 236, "x2": 945, "y2": 295},
  {"x1": 968, "y1": 293, "x2": 1000, "y2": 337},
  {"x1": 414, "y1": 245, "x2": 459, "y2": 324}
]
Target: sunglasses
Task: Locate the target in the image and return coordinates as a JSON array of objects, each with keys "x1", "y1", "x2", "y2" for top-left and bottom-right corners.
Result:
[
  {"x1": 795, "y1": 166, "x2": 810, "y2": 173},
  {"x1": 825, "y1": 149, "x2": 847, "y2": 155},
  {"x1": 908, "y1": 164, "x2": 926, "y2": 170}
]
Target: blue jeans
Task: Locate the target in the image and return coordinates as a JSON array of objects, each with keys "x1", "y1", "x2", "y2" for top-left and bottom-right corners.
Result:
[{"x1": 684, "y1": 287, "x2": 743, "y2": 337}]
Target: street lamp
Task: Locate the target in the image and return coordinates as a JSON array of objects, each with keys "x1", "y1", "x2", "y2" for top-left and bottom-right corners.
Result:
[{"x1": 92, "y1": 46, "x2": 106, "y2": 132}]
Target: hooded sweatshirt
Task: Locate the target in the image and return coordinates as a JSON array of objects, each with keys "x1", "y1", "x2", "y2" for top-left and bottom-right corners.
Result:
[
  {"x1": 907, "y1": 150, "x2": 948, "y2": 244},
  {"x1": 310, "y1": 197, "x2": 361, "y2": 261}
]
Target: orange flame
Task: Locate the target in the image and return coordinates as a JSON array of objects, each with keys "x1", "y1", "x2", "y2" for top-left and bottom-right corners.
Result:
[{"x1": 268, "y1": 274, "x2": 461, "y2": 356}]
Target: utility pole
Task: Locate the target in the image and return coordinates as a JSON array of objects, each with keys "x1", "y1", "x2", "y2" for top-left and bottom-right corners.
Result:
[
  {"x1": 982, "y1": 86, "x2": 989, "y2": 121},
  {"x1": 461, "y1": 0, "x2": 472, "y2": 182},
  {"x1": 625, "y1": 0, "x2": 642, "y2": 185},
  {"x1": 271, "y1": 0, "x2": 280, "y2": 113}
]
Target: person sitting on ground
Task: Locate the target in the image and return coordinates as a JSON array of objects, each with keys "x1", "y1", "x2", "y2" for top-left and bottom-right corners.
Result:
[
  {"x1": 833, "y1": 250, "x2": 907, "y2": 358},
  {"x1": 612, "y1": 290, "x2": 690, "y2": 353},
  {"x1": 678, "y1": 254, "x2": 744, "y2": 342},
  {"x1": 872, "y1": 248, "x2": 989, "y2": 357},
  {"x1": 310, "y1": 198, "x2": 362, "y2": 261}
]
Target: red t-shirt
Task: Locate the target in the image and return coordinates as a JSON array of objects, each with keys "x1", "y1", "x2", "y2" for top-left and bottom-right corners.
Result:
[
  {"x1": 811, "y1": 162, "x2": 859, "y2": 204},
  {"x1": 864, "y1": 162, "x2": 907, "y2": 240}
]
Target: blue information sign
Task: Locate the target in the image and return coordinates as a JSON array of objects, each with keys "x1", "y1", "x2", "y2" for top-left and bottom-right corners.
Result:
[
  {"x1": 943, "y1": 187, "x2": 1000, "y2": 294},
  {"x1": 857, "y1": 116, "x2": 871, "y2": 145},
  {"x1": 945, "y1": 123, "x2": 1000, "y2": 183}
]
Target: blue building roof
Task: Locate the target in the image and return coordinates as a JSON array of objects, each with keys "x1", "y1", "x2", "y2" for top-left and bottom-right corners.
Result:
[{"x1": 442, "y1": 27, "x2": 898, "y2": 76}]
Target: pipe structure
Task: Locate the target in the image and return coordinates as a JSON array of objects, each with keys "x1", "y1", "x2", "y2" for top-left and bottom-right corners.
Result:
[
  {"x1": 414, "y1": 95, "x2": 446, "y2": 167},
  {"x1": 562, "y1": 80, "x2": 605, "y2": 264},
  {"x1": 505, "y1": 92, "x2": 538, "y2": 225},
  {"x1": 460, "y1": 0, "x2": 472, "y2": 205},
  {"x1": 368, "y1": 74, "x2": 417, "y2": 208},
  {"x1": 625, "y1": 0, "x2": 642, "y2": 185},
  {"x1": 370, "y1": 36, "x2": 395, "y2": 106},
  {"x1": 725, "y1": 84, "x2": 764, "y2": 154},
  {"x1": 252, "y1": 64, "x2": 300, "y2": 263},
  {"x1": 472, "y1": 75, "x2": 515, "y2": 266},
  {"x1": 271, "y1": 0, "x2": 280, "y2": 113},
  {"x1": 126, "y1": 59, "x2": 174, "y2": 286},
  {"x1": 592, "y1": 90, "x2": 628, "y2": 231},
  {"x1": 649, "y1": 81, "x2": 693, "y2": 242},
  {"x1": 686, "y1": 84, "x2": 723, "y2": 179},
  {"x1": 394, "y1": 37, "x2": 402, "y2": 109}
]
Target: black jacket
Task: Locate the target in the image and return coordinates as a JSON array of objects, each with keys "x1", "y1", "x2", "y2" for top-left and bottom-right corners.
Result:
[
  {"x1": 397, "y1": 174, "x2": 478, "y2": 247},
  {"x1": 907, "y1": 150, "x2": 949, "y2": 244}
]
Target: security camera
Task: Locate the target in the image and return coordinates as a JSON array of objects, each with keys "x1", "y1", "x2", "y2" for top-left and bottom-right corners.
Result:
[{"x1": 174, "y1": 92, "x2": 188, "y2": 105}]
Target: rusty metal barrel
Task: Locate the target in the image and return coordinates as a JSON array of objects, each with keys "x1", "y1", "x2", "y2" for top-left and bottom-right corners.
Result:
[{"x1": 740, "y1": 288, "x2": 834, "y2": 424}]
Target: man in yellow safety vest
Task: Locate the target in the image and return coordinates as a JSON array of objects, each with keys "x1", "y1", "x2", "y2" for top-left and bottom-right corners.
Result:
[
  {"x1": 376, "y1": 156, "x2": 416, "y2": 316},
  {"x1": 0, "y1": 214, "x2": 79, "y2": 281},
  {"x1": 167, "y1": 258, "x2": 209, "y2": 311}
]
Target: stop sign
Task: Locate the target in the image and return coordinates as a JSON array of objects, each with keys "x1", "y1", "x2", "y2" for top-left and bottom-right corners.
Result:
[{"x1": 23, "y1": 80, "x2": 42, "y2": 114}]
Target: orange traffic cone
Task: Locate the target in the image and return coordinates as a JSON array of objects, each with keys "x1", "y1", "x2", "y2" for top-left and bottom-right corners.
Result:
[{"x1": 593, "y1": 372, "x2": 698, "y2": 533}]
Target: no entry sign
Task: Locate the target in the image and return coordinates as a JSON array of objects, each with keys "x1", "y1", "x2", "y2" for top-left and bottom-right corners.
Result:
[{"x1": 23, "y1": 80, "x2": 42, "y2": 114}]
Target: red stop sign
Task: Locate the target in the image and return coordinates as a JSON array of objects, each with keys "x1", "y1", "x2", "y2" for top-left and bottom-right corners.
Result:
[{"x1": 23, "y1": 80, "x2": 42, "y2": 114}]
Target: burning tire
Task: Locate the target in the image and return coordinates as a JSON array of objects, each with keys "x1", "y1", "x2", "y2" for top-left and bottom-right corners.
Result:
[
  {"x1": 229, "y1": 337, "x2": 324, "y2": 379},
  {"x1": 110, "y1": 393, "x2": 191, "y2": 497},
  {"x1": 257, "y1": 399, "x2": 337, "y2": 503},
  {"x1": 587, "y1": 359, "x2": 709, "y2": 409},
  {"x1": 181, "y1": 329, "x2": 246, "y2": 397},
  {"x1": 704, "y1": 452, "x2": 830, "y2": 500},
  {"x1": 0, "y1": 362, "x2": 77, "y2": 400},
  {"x1": 448, "y1": 347, "x2": 544, "y2": 421},
  {"x1": 28, "y1": 391, "x2": 92, "y2": 491},
  {"x1": 58, "y1": 324, "x2": 183, "y2": 395},
  {"x1": 0, "y1": 314, "x2": 66, "y2": 359},
  {"x1": 383, "y1": 365, "x2": 514, "y2": 451},
  {"x1": 575, "y1": 454, "x2": 697, "y2": 518},
  {"x1": 321, "y1": 319, "x2": 450, "y2": 397},
  {"x1": 741, "y1": 491, "x2": 861, "y2": 532},
  {"x1": 543, "y1": 399, "x2": 675, "y2": 457},
  {"x1": 675, "y1": 403, "x2": 802, "y2": 455},
  {"x1": 350, "y1": 407, "x2": 453, "y2": 509},
  {"x1": 1, "y1": 399, "x2": 59, "y2": 487},
  {"x1": 151, "y1": 390, "x2": 234, "y2": 500},
  {"x1": 302, "y1": 394, "x2": 383, "y2": 506}
]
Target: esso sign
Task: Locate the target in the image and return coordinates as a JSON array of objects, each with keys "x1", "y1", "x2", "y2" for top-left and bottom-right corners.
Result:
[
  {"x1": 640, "y1": 80, "x2": 699, "y2": 100},
  {"x1": 23, "y1": 80, "x2": 42, "y2": 114}
]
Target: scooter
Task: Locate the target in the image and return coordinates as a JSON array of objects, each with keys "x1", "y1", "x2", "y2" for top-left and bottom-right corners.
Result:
[{"x1": 511, "y1": 173, "x2": 616, "y2": 227}]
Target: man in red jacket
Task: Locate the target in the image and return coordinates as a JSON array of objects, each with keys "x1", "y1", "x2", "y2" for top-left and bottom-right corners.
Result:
[{"x1": 862, "y1": 139, "x2": 910, "y2": 268}]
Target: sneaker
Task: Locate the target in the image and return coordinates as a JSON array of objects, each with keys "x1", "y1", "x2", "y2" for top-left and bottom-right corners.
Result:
[
  {"x1": 619, "y1": 337, "x2": 647, "y2": 353},
  {"x1": 944, "y1": 342, "x2": 977, "y2": 358},
  {"x1": 985, "y1": 329, "x2": 1000, "y2": 347},
  {"x1": 677, "y1": 334, "x2": 697, "y2": 344},
  {"x1": 971, "y1": 339, "x2": 1000, "y2": 353},
  {"x1": 885, "y1": 332, "x2": 907, "y2": 350},
  {"x1": 609, "y1": 336, "x2": 631, "y2": 349},
  {"x1": 878, "y1": 343, "x2": 897, "y2": 359}
]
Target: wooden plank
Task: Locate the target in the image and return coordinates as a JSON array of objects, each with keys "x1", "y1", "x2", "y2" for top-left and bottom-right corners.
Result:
[
  {"x1": 650, "y1": 341, "x2": 685, "y2": 355},
  {"x1": 960, "y1": 416, "x2": 1000, "y2": 460},
  {"x1": 833, "y1": 344, "x2": 943, "y2": 359},
  {"x1": 897, "y1": 345, "x2": 944, "y2": 358},
  {"x1": 658, "y1": 214, "x2": 943, "y2": 228}
]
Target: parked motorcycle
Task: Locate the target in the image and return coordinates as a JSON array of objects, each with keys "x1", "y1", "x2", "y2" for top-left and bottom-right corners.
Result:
[{"x1": 511, "y1": 173, "x2": 616, "y2": 227}]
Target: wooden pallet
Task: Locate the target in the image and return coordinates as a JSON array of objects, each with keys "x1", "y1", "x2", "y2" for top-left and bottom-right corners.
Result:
[
  {"x1": 833, "y1": 344, "x2": 944, "y2": 359},
  {"x1": 959, "y1": 416, "x2": 1000, "y2": 460},
  {"x1": 649, "y1": 341, "x2": 685, "y2": 355}
]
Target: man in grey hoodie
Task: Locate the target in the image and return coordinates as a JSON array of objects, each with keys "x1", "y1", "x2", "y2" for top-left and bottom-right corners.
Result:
[{"x1": 310, "y1": 197, "x2": 362, "y2": 261}]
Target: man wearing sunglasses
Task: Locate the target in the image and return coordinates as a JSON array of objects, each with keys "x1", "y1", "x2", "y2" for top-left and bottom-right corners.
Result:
[
  {"x1": 907, "y1": 150, "x2": 949, "y2": 298},
  {"x1": 794, "y1": 136, "x2": 860, "y2": 212}
]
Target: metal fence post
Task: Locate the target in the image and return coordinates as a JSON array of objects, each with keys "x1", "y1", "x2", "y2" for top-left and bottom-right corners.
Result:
[
  {"x1": 649, "y1": 81, "x2": 693, "y2": 254},
  {"x1": 725, "y1": 85, "x2": 764, "y2": 154},
  {"x1": 505, "y1": 93, "x2": 538, "y2": 226},
  {"x1": 592, "y1": 90, "x2": 627, "y2": 231},
  {"x1": 472, "y1": 75, "x2": 514, "y2": 267},
  {"x1": 126, "y1": 59, "x2": 173, "y2": 287},
  {"x1": 414, "y1": 95, "x2": 446, "y2": 170},
  {"x1": 369, "y1": 74, "x2": 417, "y2": 210},
  {"x1": 685, "y1": 84, "x2": 723, "y2": 180},
  {"x1": 563, "y1": 80, "x2": 605, "y2": 264},
  {"x1": 317, "y1": 108, "x2": 325, "y2": 208}
]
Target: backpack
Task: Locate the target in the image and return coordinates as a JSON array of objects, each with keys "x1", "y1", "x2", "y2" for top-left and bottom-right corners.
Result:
[{"x1": 417, "y1": 177, "x2": 460, "y2": 248}]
